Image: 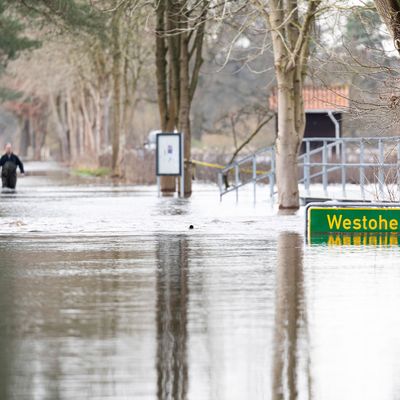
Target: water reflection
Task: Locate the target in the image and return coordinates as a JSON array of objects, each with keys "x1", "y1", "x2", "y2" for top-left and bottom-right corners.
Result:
[
  {"x1": 4, "y1": 166, "x2": 400, "y2": 399},
  {"x1": 0, "y1": 249, "x2": 16, "y2": 400},
  {"x1": 273, "y1": 232, "x2": 310, "y2": 400},
  {"x1": 0, "y1": 239, "x2": 159, "y2": 399},
  {"x1": 309, "y1": 233, "x2": 400, "y2": 246},
  {"x1": 156, "y1": 198, "x2": 189, "y2": 216},
  {"x1": 156, "y1": 235, "x2": 189, "y2": 400}
]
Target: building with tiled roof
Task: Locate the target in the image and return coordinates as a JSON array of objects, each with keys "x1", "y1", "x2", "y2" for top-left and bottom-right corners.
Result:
[{"x1": 269, "y1": 85, "x2": 350, "y2": 151}]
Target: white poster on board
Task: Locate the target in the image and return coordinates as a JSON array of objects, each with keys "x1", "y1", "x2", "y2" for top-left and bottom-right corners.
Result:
[{"x1": 156, "y1": 133, "x2": 182, "y2": 176}]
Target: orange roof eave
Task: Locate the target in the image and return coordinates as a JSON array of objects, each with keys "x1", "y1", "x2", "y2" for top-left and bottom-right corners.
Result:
[{"x1": 269, "y1": 85, "x2": 350, "y2": 112}]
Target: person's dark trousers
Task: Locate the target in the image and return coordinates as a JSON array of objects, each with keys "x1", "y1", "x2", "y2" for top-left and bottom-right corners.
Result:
[{"x1": 2, "y1": 161, "x2": 17, "y2": 189}]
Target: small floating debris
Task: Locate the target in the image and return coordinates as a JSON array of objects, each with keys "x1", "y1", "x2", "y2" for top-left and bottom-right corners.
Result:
[{"x1": 9, "y1": 220, "x2": 26, "y2": 227}]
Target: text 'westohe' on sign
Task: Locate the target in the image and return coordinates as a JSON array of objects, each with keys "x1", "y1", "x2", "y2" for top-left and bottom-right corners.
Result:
[{"x1": 306, "y1": 203, "x2": 400, "y2": 245}]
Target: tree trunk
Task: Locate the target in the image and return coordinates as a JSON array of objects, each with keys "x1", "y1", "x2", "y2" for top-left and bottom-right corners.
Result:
[
  {"x1": 80, "y1": 88, "x2": 95, "y2": 158},
  {"x1": 179, "y1": 31, "x2": 192, "y2": 196},
  {"x1": 50, "y1": 95, "x2": 69, "y2": 161},
  {"x1": 374, "y1": 0, "x2": 400, "y2": 52},
  {"x1": 155, "y1": 0, "x2": 168, "y2": 130},
  {"x1": 19, "y1": 117, "x2": 30, "y2": 158},
  {"x1": 261, "y1": 0, "x2": 319, "y2": 210},
  {"x1": 66, "y1": 90, "x2": 77, "y2": 163},
  {"x1": 111, "y1": 8, "x2": 123, "y2": 177},
  {"x1": 275, "y1": 74, "x2": 303, "y2": 210},
  {"x1": 155, "y1": 0, "x2": 175, "y2": 193},
  {"x1": 88, "y1": 82, "x2": 101, "y2": 155}
]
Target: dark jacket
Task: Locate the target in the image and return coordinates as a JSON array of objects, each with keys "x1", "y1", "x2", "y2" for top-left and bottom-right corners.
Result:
[{"x1": 0, "y1": 153, "x2": 24, "y2": 173}]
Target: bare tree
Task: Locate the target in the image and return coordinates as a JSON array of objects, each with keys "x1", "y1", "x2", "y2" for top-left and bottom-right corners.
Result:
[
  {"x1": 111, "y1": 6, "x2": 123, "y2": 176},
  {"x1": 154, "y1": 0, "x2": 209, "y2": 196},
  {"x1": 5, "y1": 1, "x2": 152, "y2": 174},
  {"x1": 248, "y1": 0, "x2": 323, "y2": 210}
]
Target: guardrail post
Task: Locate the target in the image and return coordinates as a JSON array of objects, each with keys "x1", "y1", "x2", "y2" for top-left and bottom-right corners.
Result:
[
  {"x1": 379, "y1": 139, "x2": 384, "y2": 199},
  {"x1": 360, "y1": 140, "x2": 365, "y2": 201},
  {"x1": 270, "y1": 149, "x2": 275, "y2": 203},
  {"x1": 235, "y1": 163, "x2": 239, "y2": 203},
  {"x1": 305, "y1": 140, "x2": 311, "y2": 196},
  {"x1": 341, "y1": 139, "x2": 346, "y2": 198},
  {"x1": 323, "y1": 140, "x2": 328, "y2": 197},
  {"x1": 252, "y1": 156, "x2": 256, "y2": 205},
  {"x1": 218, "y1": 172, "x2": 223, "y2": 202},
  {"x1": 397, "y1": 142, "x2": 400, "y2": 200}
]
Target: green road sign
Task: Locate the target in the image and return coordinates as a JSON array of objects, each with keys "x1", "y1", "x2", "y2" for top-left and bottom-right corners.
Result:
[{"x1": 306, "y1": 203, "x2": 400, "y2": 245}]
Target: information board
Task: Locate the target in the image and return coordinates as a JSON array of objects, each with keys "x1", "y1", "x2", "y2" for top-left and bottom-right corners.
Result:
[
  {"x1": 156, "y1": 133, "x2": 182, "y2": 176},
  {"x1": 306, "y1": 203, "x2": 400, "y2": 245}
]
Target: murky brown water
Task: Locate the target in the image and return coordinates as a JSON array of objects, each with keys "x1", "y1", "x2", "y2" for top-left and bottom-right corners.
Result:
[{"x1": 1, "y1": 162, "x2": 400, "y2": 399}]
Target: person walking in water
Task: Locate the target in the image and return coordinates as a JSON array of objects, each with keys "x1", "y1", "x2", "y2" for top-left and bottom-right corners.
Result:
[{"x1": 0, "y1": 143, "x2": 24, "y2": 189}]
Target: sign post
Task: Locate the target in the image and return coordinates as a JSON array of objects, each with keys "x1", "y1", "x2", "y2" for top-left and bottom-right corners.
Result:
[
  {"x1": 180, "y1": 133, "x2": 184, "y2": 198},
  {"x1": 306, "y1": 202, "x2": 400, "y2": 245},
  {"x1": 156, "y1": 133, "x2": 184, "y2": 198}
]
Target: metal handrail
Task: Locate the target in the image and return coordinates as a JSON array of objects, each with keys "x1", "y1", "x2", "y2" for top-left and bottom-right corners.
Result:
[
  {"x1": 218, "y1": 146, "x2": 275, "y2": 203},
  {"x1": 220, "y1": 146, "x2": 274, "y2": 174},
  {"x1": 298, "y1": 140, "x2": 338, "y2": 160},
  {"x1": 299, "y1": 162, "x2": 399, "y2": 167},
  {"x1": 218, "y1": 137, "x2": 400, "y2": 203},
  {"x1": 300, "y1": 137, "x2": 400, "y2": 200},
  {"x1": 303, "y1": 136, "x2": 400, "y2": 142}
]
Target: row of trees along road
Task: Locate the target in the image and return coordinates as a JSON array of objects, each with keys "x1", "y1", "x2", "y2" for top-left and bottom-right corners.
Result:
[
  {"x1": 1, "y1": 0, "x2": 396, "y2": 209},
  {"x1": 10, "y1": 1, "x2": 151, "y2": 178},
  {"x1": 154, "y1": 0, "x2": 324, "y2": 206}
]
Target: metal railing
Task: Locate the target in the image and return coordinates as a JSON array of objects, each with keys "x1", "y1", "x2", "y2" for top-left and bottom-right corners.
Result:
[
  {"x1": 218, "y1": 137, "x2": 400, "y2": 203},
  {"x1": 299, "y1": 137, "x2": 400, "y2": 201},
  {"x1": 217, "y1": 146, "x2": 275, "y2": 203}
]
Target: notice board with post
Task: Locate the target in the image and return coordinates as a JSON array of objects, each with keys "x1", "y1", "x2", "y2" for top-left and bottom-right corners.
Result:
[
  {"x1": 156, "y1": 132, "x2": 184, "y2": 197},
  {"x1": 156, "y1": 133, "x2": 182, "y2": 176}
]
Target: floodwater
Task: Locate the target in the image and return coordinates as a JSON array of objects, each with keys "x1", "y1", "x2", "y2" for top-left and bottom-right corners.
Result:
[{"x1": 1, "y1": 162, "x2": 400, "y2": 400}]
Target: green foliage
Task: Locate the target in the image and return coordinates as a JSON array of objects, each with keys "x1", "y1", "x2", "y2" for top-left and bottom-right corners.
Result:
[
  {"x1": 0, "y1": 0, "x2": 39, "y2": 67},
  {"x1": 346, "y1": 3, "x2": 386, "y2": 49},
  {"x1": 0, "y1": 87, "x2": 23, "y2": 101},
  {"x1": 16, "y1": 0, "x2": 107, "y2": 40}
]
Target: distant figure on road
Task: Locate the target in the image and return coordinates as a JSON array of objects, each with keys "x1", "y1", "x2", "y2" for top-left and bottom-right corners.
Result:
[{"x1": 0, "y1": 143, "x2": 24, "y2": 189}]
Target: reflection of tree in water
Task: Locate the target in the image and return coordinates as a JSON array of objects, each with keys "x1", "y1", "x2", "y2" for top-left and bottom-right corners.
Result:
[
  {"x1": 0, "y1": 246, "x2": 16, "y2": 400},
  {"x1": 157, "y1": 199, "x2": 190, "y2": 216},
  {"x1": 156, "y1": 235, "x2": 189, "y2": 400},
  {"x1": 0, "y1": 245, "x2": 64, "y2": 399},
  {"x1": 272, "y1": 232, "x2": 311, "y2": 400},
  {"x1": 0, "y1": 244, "x2": 132, "y2": 399}
]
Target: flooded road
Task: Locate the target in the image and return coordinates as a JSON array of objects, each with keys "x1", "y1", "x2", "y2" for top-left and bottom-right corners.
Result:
[{"x1": 1, "y1": 162, "x2": 400, "y2": 399}]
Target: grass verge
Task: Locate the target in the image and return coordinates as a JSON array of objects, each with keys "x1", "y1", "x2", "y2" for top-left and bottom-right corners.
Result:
[{"x1": 73, "y1": 167, "x2": 111, "y2": 178}]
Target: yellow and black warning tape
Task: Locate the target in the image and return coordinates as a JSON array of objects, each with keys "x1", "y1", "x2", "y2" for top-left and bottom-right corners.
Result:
[
  {"x1": 190, "y1": 159, "x2": 269, "y2": 175},
  {"x1": 191, "y1": 160, "x2": 225, "y2": 170}
]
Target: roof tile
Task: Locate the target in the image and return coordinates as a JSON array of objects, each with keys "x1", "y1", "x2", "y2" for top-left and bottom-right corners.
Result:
[{"x1": 269, "y1": 86, "x2": 349, "y2": 111}]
